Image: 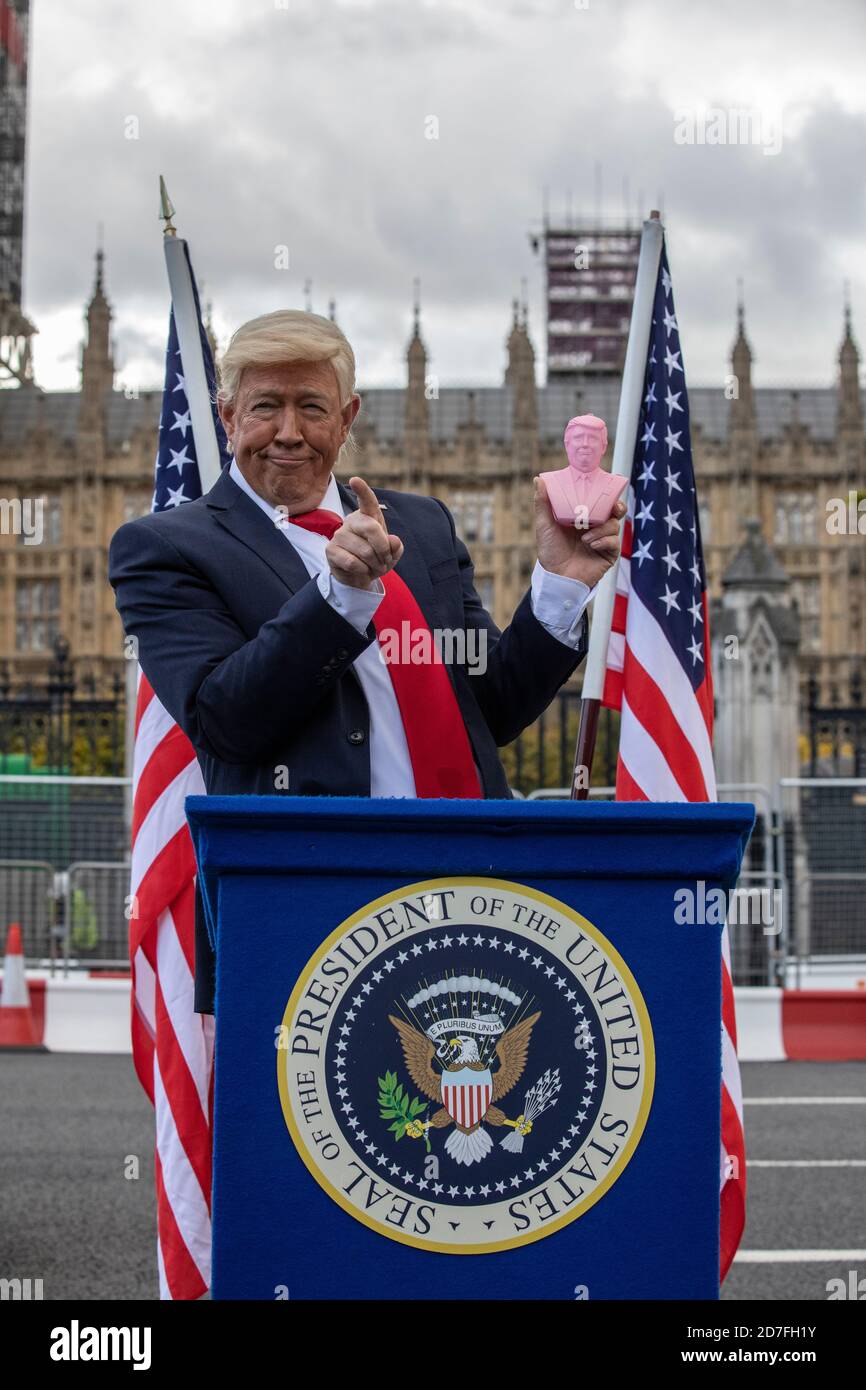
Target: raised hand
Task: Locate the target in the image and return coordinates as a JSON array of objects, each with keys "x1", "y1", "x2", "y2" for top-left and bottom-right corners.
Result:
[{"x1": 326, "y1": 476, "x2": 404, "y2": 590}]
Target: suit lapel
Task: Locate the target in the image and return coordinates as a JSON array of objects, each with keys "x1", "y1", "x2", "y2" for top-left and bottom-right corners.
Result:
[
  {"x1": 206, "y1": 467, "x2": 311, "y2": 595},
  {"x1": 392, "y1": 509, "x2": 439, "y2": 628},
  {"x1": 206, "y1": 469, "x2": 439, "y2": 627}
]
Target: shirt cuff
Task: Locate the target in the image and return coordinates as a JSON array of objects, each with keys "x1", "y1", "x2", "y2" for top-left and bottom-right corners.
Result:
[
  {"x1": 530, "y1": 559, "x2": 596, "y2": 648},
  {"x1": 317, "y1": 567, "x2": 385, "y2": 635}
]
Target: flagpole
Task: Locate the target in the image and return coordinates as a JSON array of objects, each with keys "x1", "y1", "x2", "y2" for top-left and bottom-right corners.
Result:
[
  {"x1": 158, "y1": 176, "x2": 223, "y2": 491},
  {"x1": 122, "y1": 182, "x2": 223, "y2": 786},
  {"x1": 571, "y1": 210, "x2": 665, "y2": 799}
]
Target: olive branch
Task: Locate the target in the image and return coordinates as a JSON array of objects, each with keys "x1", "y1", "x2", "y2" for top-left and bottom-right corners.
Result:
[{"x1": 377, "y1": 1070, "x2": 431, "y2": 1152}]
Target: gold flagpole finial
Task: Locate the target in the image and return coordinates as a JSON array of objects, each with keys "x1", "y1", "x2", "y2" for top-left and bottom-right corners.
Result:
[{"x1": 159, "y1": 176, "x2": 177, "y2": 237}]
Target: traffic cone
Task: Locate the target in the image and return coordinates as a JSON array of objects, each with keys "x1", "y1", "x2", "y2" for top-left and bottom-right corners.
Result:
[{"x1": 0, "y1": 924, "x2": 43, "y2": 1049}]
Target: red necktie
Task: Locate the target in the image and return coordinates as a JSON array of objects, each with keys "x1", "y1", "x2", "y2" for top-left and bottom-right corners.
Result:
[{"x1": 288, "y1": 508, "x2": 482, "y2": 798}]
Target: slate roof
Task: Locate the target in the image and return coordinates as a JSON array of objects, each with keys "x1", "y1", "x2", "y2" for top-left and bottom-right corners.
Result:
[
  {"x1": 0, "y1": 384, "x2": 163, "y2": 449},
  {"x1": 722, "y1": 520, "x2": 790, "y2": 588},
  {"x1": 0, "y1": 380, "x2": 862, "y2": 450},
  {"x1": 356, "y1": 381, "x2": 863, "y2": 447},
  {"x1": 712, "y1": 597, "x2": 801, "y2": 646}
]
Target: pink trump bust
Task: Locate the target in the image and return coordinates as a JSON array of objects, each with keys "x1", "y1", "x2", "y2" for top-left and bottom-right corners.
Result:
[{"x1": 540, "y1": 414, "x2": 628, "y2": 528}]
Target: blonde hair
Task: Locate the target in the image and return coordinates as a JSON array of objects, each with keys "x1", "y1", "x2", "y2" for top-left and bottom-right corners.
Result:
[{"x1": 217, "y1": 309, "x2": 357, "y2": 408}]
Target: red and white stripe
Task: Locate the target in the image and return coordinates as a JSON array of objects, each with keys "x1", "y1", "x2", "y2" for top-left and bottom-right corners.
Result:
[
  {"x1": 603, "y1": 510, "x2": 746, "y2": 1283},
  {"x1": 442, "y1": 1080, "x2": 492, "y2": 1128},
  {"x1": 0, "y1": 0, "x2": 27, "y2": 71},
  {"x1": 130, "y1": 670, "x2": 214, "y2": 1300}
]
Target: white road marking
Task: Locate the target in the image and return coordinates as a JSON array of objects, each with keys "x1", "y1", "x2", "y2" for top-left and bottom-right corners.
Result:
[
  {"x1": 748, "y1": 1159, "x2": 866, "y2": 1168},
  {"x1": 734, "y1": 1250, "x2": 866, "y2": 1263},
  {"x1": 744, "y1": 1096, "x2": 866, "y2": 1105},
  {"x1": 737, "y1": 1092, "x2": 866, "y2": 1269}
]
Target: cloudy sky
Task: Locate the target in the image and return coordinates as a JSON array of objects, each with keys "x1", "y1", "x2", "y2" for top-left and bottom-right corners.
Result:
[{"x1": 22, "y1": 0, "x2": 866, "y2": 393}]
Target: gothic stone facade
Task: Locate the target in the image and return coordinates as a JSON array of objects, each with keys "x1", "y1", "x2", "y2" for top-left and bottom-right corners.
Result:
[{"x1": 0, "y1": 268, "x2": 863, "y2": 715}]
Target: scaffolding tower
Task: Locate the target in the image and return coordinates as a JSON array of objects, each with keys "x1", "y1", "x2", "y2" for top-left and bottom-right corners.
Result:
[
  {"x1": 0, "y1": 0, "x2": 35, "y2": 384},
  {"x1": 531, "y1": 217, "x2": 640, "y2": 382}
]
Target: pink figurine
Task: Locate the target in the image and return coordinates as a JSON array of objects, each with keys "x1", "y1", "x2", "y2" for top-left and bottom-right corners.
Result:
[{"x1": 540, "y1": 414, "x2": 628, "y2": 529}]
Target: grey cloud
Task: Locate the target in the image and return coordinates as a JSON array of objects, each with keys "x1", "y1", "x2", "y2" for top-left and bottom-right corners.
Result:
[{"x1": 20, "y1": 0, "x2": 866, "y2": 392}]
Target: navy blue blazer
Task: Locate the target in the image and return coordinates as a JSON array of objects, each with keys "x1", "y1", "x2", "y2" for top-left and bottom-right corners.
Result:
[{"x1": 108, "y1": 467, "x2": 587, "y2": 1009}]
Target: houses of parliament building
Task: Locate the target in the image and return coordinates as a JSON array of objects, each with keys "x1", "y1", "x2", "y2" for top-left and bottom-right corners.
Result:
[{"x1": 0, "y1": 250, "x2": 864, "y2": 727}]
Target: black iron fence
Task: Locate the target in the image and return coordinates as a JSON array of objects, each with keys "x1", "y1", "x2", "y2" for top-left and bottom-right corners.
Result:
[
  {"x1": 0, "y1": 650, "x2": 609, "y2": 794},
  {"x1": 4, "y1": 639, "x2": 860, "y2": 792},
  {"x1": 0, "y1": 638, "x2": 125, "y2": 777},
  {"x1": 807, "y1": 670, "x2": 866, "y2": 777},
  {"x1": 504, "y1": 690, "x2": 620, "y2": 797}
]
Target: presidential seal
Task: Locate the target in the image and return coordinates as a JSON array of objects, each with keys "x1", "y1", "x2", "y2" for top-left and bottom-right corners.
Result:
[{"x1": 277, "y1": 878, "x2": 654, "y2": 1254}]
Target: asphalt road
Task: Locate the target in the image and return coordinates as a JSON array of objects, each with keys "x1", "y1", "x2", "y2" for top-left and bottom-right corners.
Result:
[
  {"x1": 0, "y1": 1053, "x2": 158, "y2": 1300},
  {"x1": 721, "y1": 1060, "x2": 866, "y2": 1302},
  {"x1": 0, "y1": 1055, "x2": 863, "y2": 1301}
]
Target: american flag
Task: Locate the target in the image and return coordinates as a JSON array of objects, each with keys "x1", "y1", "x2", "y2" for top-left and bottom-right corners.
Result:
[
  {"x1": 129, "y1": 240, "x2": 229, "y2": 1299},
  {"x1": 602, "y1": 242, "x2": 746, "y2": 1281},
  {"x1": 0, "y1": 0, "x2": 27, "y2": 72}
]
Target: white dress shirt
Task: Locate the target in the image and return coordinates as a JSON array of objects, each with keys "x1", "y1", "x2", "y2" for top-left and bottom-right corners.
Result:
[{"x1": 229, "y1": 461, "x2": 595, "y2": 797}]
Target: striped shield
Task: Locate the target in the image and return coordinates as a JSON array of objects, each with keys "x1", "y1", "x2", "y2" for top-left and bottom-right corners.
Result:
[{"x1": 441, "y1": 1067, "x2": 493, "y2": 1128}]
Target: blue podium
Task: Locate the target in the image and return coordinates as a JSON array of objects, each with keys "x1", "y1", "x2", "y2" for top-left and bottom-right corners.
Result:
[{"x1": 187, "y1": 796, "x2": 753, "y2": 1301}]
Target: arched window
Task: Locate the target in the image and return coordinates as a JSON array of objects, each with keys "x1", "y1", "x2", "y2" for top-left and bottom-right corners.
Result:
[{"x1": 802, "y1": 495, "x2": 816, "y2": 541}]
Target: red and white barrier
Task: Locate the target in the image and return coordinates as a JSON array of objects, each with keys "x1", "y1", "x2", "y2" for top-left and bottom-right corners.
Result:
[
  {"x1": 734, "y1": 987, "x2": 786, "y2": 1061},
  {"x1": 735, "y1": 986, "x2": 866, "y2": 1061},
  {"x1": 0, "y1": 924, "x2": 43, "y2": 1049},
  {"x1": 0, "y1": 970, "x2": 132, "y2": 1053},
  {"x1": 2, "y1": 972, "x2": 865, "y2": 1060},
  {"x1": 42, "y1": 976, "x2": 133, "y2": 1053}
]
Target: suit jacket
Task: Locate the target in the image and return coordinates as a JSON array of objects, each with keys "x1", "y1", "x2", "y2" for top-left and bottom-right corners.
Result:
[{"x1": 108, "y1": 468, "x2": 588, "y2": 1010}]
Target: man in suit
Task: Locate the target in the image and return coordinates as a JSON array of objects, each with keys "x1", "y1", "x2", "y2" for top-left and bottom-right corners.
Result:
[{"x1": 109, "y1": 310, "x2": 624, "y2": 1010}]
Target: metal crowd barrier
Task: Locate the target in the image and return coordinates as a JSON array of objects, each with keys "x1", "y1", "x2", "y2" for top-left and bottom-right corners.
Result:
[{"x1": 0, "y1": 774, "x2": 862, "y2": 987}]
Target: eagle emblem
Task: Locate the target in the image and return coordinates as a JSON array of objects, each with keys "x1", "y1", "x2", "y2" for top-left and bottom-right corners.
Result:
[
  {"x1": 380, "y1": 967, "x2": 569, "y2": 1173},
  {"x1": 279, "y1": 883, "x2": 653, "y2": 1255},
  {"x1": 388, "y1": 984, "x2": 551, "y2": 1166}
]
